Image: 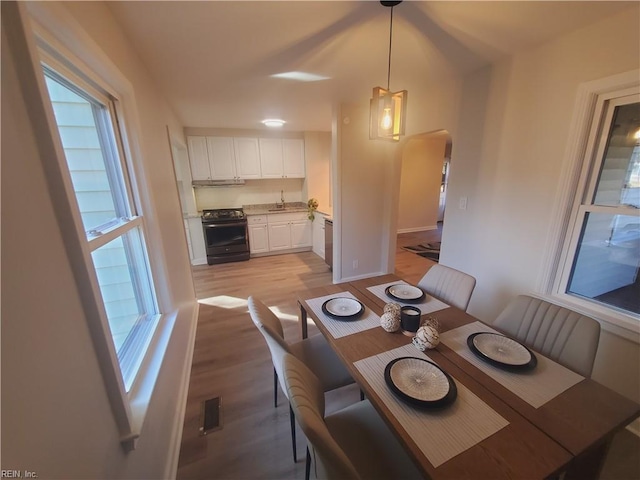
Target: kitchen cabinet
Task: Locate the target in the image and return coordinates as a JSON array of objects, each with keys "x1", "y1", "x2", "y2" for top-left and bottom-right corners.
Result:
[
  {"x1": 186, "y1": 217, "x2": 207, "y2": 265},
  {"x1": 311, "y1": 213, "x2": 326, "y2": 259},
  {"x1": 233, "y1": 137, "x2": 261, "y2": 179},
  {"x1": 187, "y1": 136, "x2": 261, "y2": 181},
  {"x1": 267, "y1": 212, "x2": 312, "y2": 252},
  {"x1": 258, "y1": 138, "x2": 305, "y2": 179},
  {"x1": 247, "y1": 215, "x2": 269, "y2": 254}
]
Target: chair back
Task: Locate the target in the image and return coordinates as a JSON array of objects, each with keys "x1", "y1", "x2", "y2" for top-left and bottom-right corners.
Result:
[
  {"x1": 282, "y1": 354, "x2": 360, "y2": 480},
  {"x1": 248, "y1": 296, "x2": 292, "y2": 397},
  {"x1": 417, "y1": 264, "x2": 476, "y2": 311},
  {"x1": 491, "y1": 295, "x2": 601, "y2": 377}
]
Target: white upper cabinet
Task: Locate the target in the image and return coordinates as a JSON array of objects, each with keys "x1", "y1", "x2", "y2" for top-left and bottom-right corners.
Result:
[
  {"x1": 188, "y1": 135, "x2": 302, "y2": 181},
  {"x1": 282, "y1": 139, "x2": 305, "y2": 178},
  {"x1": 259, "y1": 138, "x2": 305, "y2": 178},
  {"x1": 207, "y1": 136, "x2": 236, "y2": 180},
  {"x1": 233, "y1": 137, "x2": 262, "y2": 179},
  {"x1": 259, "y1": 138, "x2": 285, "y2": 178},
  {"x1": 187, "y1": 136, "x2": 212, "y2": 180}
]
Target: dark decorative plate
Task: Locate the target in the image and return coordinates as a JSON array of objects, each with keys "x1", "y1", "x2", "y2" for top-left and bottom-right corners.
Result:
[
  {"x1": 467, "y1": 333, "x2": 537, "y2": 371},
  {"x1": 384, "y1": 357, "x2": 457, "y2": 409},
  {"x1": 321, "y1": 297, "x2": 365, "y2": 321},
  {"x1": 385, "y1": 284, "x2": 426, "y2": 303}
]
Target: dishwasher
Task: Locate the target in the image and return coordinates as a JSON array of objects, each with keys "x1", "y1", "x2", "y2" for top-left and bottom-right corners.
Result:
[{"x1": 324, "y1": 218, "x2": 333, "y2": 270}]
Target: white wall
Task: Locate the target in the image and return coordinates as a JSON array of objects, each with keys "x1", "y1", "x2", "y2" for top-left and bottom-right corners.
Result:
[
  {"x1": 441, "y1": 6, "x2": 640, "y2": 401},
  {"x1": 1, "y1": 2, "x2": 197, "y2": 478},
  {"x1": 194, "y1": 178, "x2": 305, "y2": 209}
]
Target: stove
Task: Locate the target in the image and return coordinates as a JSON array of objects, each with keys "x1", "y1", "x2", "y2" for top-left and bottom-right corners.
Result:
[{"x1": 201, "y1": 208, "x2": 250, "y2": 264}]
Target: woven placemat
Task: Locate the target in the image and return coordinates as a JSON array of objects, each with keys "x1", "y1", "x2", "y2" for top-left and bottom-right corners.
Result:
[
  {"x1": 367, "y1": 281, "x2": 449, "y2": 314},
  {"x1": 305, "y1": 292, "x2": 380, "y2": 339}
]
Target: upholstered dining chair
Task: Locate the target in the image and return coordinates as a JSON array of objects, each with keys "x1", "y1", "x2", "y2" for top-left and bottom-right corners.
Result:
[
  {"x1": 417, "y1": 263, "x2": 477, "y2": 311},
  {"x1": 489, "y1": 295, "x2": 601, "y2": 377},
  {"x1": 248, "y1": 296, "x2": 355, "y2": 463},
  {"x1": 282, "y1": 353, "x2": 423, "y2": 480}
]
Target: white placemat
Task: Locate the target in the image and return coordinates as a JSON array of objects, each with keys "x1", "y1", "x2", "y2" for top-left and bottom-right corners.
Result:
[
  {"x1": 354, "y1": 344, "x2": 509, "y2": 468},
  {"x1": 305, "y1": 292, "x2": 380, "y2": 339},
  {"x1": 367, "y1": 280, "x2": 449, "y2": 314},
  {"x1": 440, "y1": 322, "x2": 584, "y2": 408}
]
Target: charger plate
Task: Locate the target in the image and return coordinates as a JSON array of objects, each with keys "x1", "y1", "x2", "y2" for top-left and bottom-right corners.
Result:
[
  {"x1": 321, "y1": 297, "x2": 365, "y2": 321},
  {"x1": 467, "y1": 332, "x2": 537, "y2": 371},
  {"x1": 385, "y1": 284, "x2": 426, "y2": 303},
  {"x1": 384, "y1": 357, "x2": 457, "y2": 409}
]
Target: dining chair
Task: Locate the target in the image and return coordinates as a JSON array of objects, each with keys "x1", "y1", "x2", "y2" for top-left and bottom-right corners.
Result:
[
  {"x1": 489, "y1": 295, "x2": 601, "y2": 377},
  {"x1": 417, "y1": 263, "x2": 477, "y2": 311},
  {"x1": 282, "y1": 353, "x2": 423, "y2": 480},
  {"x1": 248, "y1": 296, "x2": 356, "y2": 463}
]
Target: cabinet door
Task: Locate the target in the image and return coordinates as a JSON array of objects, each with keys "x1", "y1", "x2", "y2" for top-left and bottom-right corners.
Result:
[
  {"x1": 187, "y1": 136, "x2": 211, "y2": 180},
  {"x1": 248, "y1": 224, "x2": 269, "y2": 254},
  {"x1": 259, "y1": 138, "x2": 284, "y2": 178},
  {"x1": 268, "y1": 222, "x2": 292, "y2": 251},
  {"x1": 282, "y1": 139, "x2": 305, "y2": 178},
  {"x1": 233, "y1": 138, "x2": 261, "y2": 179},
  {"x1": 312, "y1": 215, "x2": 325, "y2": 258},
  {"x1": 291, "y1": 219, "x2": 312, "y2": 248},
  {"x1": 207, "y1": 137, "x2": 236, "y2": 180},
  {"x1": 187, "y1": 218, "x2": 207, "y2": 265}
]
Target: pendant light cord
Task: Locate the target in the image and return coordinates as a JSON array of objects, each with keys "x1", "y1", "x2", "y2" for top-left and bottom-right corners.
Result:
[{"x1": 387, "y1": 5, "x2": 394, "y2": 90}]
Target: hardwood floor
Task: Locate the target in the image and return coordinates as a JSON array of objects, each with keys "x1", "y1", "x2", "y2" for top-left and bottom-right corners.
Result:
[{"x1": 176, "y1": 228, "x2": 638, "y2": 480}]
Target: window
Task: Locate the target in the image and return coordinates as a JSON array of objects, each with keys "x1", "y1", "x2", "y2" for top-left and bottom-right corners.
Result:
[
  {"x1": 42, "y1": 67, "x2": 160, "y2": 391},
  {"x1": 556, "y1": 92, "x2": 640, "y2": 321}
]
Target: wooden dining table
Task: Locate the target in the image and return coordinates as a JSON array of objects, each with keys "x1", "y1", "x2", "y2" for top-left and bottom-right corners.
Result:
[{"x1": 296, "y1": 273, "x2": 640, "y2": 480}]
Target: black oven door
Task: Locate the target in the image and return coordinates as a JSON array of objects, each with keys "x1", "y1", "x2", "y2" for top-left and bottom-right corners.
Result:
[{"x1": 203, "y1": 221, "x2": 249, "y2": 255}]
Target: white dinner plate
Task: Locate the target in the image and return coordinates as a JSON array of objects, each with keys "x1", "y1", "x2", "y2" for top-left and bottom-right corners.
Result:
[
  {"x1": 471, "y1": 333, "x2": 532, "y2": 366},
  {"x1": 384, "y1": 357, "x2": 457, "y2": 408},
  {"x1": 385, "y1": 284, "x2": 425, "y2": 302},
  {"x1": 321, "y1": 297, "x2": 364, "y2": 320}
]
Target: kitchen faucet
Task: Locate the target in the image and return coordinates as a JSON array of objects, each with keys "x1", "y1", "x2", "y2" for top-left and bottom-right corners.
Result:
[{"x1": 280, "y1": 190, "x2": 285, "y2": 206}]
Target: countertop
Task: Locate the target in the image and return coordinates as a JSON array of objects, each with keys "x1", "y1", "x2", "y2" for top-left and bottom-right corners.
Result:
[{"x1": 243, "y1": 202, "x2": 308, "y2": 216}]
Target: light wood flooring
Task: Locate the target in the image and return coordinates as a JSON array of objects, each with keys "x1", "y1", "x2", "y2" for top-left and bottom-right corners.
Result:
[{"x1": 176, "y1": 227, "x2": 638, "y2": 480}]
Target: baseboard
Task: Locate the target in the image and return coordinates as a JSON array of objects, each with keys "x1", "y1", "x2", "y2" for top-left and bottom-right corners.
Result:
[
  {"x1": 397, "y1": 225, "x2": 438, "y2": 234},
  {"x1": 191, "y1": 257, "x2": 207, "y2": 266},
  {"x1": 339, "y1": 271, "x2": 385, "y2": 283}
]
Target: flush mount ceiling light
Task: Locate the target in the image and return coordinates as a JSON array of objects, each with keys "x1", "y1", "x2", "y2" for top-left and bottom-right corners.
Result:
[
  {"x1": 370, "y1": 0, "x2": 407, "y2": 142},
  {"x1": 261, "y1": 119, "x2": 286, "y2": 128},
  {"x1": 271, "y1": 71, "x2": 331, "y2": 82}
]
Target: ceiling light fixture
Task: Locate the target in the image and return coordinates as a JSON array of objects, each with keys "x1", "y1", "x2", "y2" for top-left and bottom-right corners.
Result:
[
  {"x1": 271, "y1": 71, "x2": 331, "y2": 82},
  {"x1": 370, "y1": 0, "x2": 407, "y2": 142},
  {"x1": 262, "y1": 119, "x2": 286, "y2": 128}
]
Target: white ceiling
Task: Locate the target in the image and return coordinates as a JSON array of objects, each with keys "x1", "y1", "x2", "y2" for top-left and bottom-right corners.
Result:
[{"x1": 107, "y1": 1, "x2": 633, "y2": 132}]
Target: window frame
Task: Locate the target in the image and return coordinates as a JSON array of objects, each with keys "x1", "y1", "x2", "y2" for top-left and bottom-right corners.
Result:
[
  {"x1": 542, "y1": 71, "x2": 640, "y2": 339},
  {"x1": 29, "y1": 15, "x2": 177, "y2": 450}
]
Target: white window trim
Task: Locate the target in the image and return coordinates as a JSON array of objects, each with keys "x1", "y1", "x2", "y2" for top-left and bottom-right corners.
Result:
[
  {"x1": 22, "y1": 2, "x2": 179, "y2": 450},
  {"x1": 539, "y1": 70, "x2": 640, "y2": 343}
]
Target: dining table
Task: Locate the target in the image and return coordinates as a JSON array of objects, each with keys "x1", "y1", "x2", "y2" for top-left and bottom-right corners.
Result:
[{"x1": 296, "y1": 273, "x2": 640, "y2": 480}]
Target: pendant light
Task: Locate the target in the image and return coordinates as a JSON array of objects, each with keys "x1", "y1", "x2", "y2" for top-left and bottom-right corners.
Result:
[{"x1": 370, "y1": 0, "x2": 407, "y2": 142}]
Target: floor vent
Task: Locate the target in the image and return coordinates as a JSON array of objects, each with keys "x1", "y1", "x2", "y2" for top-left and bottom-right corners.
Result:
[{"x1": 199, "y1": 396, "x2": 222, "y2": 435}]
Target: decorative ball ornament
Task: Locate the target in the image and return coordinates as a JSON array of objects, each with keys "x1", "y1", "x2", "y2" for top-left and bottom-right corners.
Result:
[
  {"x1": 422, "y1": 316, "x2": 440, "y2": 332},
  {"x1": 412, "y1": 325, "x2": 440, "y2": 351},
  {"x1": 380, "y1": 312, "x2": 401, "y2": 332},
  {"x1": 383, "y1": 302, "x2": 401, "y2": 317}
]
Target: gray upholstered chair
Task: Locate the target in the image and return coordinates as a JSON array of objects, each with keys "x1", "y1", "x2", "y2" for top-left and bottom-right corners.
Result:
[
  {"x1": 489, "y1": 295, "x2": 601, "y2": 377},
  {"x1": 248, "y1": 296, "x2": 355, "y2": 462},
  {"x1": 282, "y1": 353, "x2": 422, "y2": 480},
  {"x1": 417, "y1": 263, "x2": 477, "y2": 311}
]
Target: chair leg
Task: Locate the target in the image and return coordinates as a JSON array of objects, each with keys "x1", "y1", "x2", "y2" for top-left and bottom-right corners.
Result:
[
  {"x1": 305, "y1": 447, "x2": 311, "y2": 480},
  {"x1": 289, "y1": 403, "x2": 297, "y2": 462},
  {"x1": 274, "y1": 368, "x2": 278, "y2": 408},
  {"x1": 360, "y1": 389, "x2": 365, "y2": 401}
]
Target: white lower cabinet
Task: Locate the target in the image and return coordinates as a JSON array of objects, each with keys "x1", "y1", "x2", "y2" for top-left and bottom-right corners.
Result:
[
  {"x1": 186, "y1": 217, "x2": 207, "y2": 265},
  {"x1": 247, "y1": 212, "x2": 311, "y2": 256}
]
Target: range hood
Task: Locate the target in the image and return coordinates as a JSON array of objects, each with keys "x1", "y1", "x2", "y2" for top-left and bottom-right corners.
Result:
[{"x1": 192, "y1": 179, "x2": 245, "y2": 187}]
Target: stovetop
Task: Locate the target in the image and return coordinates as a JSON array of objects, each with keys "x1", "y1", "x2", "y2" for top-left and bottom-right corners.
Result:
[{"x1": 202, "y1": 208, "x2": 246, "y2": 222}]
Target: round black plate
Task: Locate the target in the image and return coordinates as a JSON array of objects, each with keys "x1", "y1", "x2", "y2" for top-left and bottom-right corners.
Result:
[
  {"x1": 467, "y1": 333, "x2": 537, "y2": 372},
  {"x1": 321, "y1": 297, "x2": 365, "y2": 321},
  {"x1": 384, "y1": 357, "x2": 457, "y2": 409},
  {"x1": 384, "y1": 284, "x2": 426, "y2": 304}
]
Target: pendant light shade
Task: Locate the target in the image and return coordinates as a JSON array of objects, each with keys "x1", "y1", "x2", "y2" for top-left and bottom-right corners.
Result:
[{"x1": 370, "y1": 1, "x2": 407, "y2": 142}]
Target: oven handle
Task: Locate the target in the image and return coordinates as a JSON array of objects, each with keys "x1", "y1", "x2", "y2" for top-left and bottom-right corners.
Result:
[{"x1": 203, "y1": 221, "x2": 248, "y2": 229}]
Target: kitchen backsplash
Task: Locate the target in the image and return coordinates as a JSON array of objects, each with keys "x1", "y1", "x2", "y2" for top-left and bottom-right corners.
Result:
[{"x1": 194, "y1": 178, "x2": 306, "y2": 210}]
